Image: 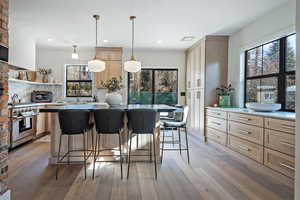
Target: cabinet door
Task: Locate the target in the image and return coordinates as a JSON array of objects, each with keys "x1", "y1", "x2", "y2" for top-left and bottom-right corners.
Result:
[
  {"x1": 36, "y1": 112, "x2": 46, "y2": 135},
  {"x1": 186, "y1": 52, "x2": 192, "y2": 89}
]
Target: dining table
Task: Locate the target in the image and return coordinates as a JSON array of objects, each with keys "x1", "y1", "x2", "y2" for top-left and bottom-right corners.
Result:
[{"x1": 40, "y1": 103, "x2": 177, "y2": 164}]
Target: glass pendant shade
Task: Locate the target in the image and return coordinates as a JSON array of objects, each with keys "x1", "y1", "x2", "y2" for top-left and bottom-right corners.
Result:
[
  {"x1": 88, "y1": 59, "x2": 106, "y2": 72},
  {"x1": 124, "y1": 59, "x2": 141, "y2": 73},
  {"x1": 71, "y1": 52, "x2": 79, "y2": 59}
]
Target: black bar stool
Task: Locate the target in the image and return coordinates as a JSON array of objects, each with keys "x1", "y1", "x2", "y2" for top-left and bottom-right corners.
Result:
[
  {"x1": 93, "y1": 109, "x2": 125, "y2": 179},
  {"x1": 127, "y1": 109, "x2": 158, "y2": 179},
  {"x1": 161, "y1": 105, "x2": 190, "y2": 164},
  {"x1": 56, "y1": 109, "x2": 93, "y2": 180}
]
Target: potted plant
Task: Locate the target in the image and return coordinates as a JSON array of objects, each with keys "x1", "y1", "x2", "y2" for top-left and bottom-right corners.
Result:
[
  {"x1": 101, "y1": 76, "x2": 123, "y2": 106},
  {"x1": 216, "y1": 84, "x2": 234, "y2": 107}
]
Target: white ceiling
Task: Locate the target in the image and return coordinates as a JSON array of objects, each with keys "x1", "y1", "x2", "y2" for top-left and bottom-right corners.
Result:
[{"x1": 10, "y1": 0, "x2": 289, "y2": 50}]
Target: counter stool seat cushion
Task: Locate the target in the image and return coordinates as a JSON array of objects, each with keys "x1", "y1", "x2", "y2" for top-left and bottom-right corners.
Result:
[{"x1": 163, "y1": 121, "x2": 185, "y2": 128}]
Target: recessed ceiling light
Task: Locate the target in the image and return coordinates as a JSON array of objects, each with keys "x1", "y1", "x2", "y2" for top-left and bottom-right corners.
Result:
[
  {"x1": 157, "y1": 40, "x2": 163, "y2": 44},
  {"x1": 47, "y1": 38, "x2": 53, "y2": 42},
  {"x1": 181, "y1": 36, "x2": 195, "y2": 42},
  {"x1": 103, "y1": 40, "x2": 109, "y2": 43}
]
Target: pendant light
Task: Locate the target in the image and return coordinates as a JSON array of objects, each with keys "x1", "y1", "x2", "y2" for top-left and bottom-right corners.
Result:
[
  {"x1": 124, "y1": 16, "x2": 141, "y2": 73},
  {"x1": 71, "y1": 45, "x2": 79, "y2": 59},
  {"x1": 88, "y1": 15, "x2": 106, "y2": 72}
]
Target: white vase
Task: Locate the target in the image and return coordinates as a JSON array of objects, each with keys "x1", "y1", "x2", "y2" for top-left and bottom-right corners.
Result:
[{"x1": 105, "y1": 91, "x2": 122, "y2": 106}]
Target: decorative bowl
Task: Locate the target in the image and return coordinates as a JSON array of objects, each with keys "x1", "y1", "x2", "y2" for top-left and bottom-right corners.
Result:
[{"x1": 245, "y1": 103, "x2": 281, "y2": 112}]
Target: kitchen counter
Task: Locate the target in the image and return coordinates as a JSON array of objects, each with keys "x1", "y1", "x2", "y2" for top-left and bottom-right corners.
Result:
[
  {"x1": 40, "y1": 104, "x2": 177, "y2": 112},
  {"x1": 8, "y1": 102, "x2": 66, "y2": 109},
  {"x1": 40, "y1": 104, "x2": 177, "y2": 164},
  {"x1": 206, "y1": 107, "x2": 295, "y2": 120}
]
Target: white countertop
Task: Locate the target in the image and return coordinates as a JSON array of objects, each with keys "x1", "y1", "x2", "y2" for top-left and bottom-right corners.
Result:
[{"x1": 206, "y1": 107, "x2": 295, "y2": 120}]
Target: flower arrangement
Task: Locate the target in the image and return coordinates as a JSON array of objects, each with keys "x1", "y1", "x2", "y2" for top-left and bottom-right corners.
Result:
[
  {"x1": 38, "y1": 68, "x2": 52, "y2": 75},
  {"x1": 101, "y1": 76, "x2": 123, "y2": 92},
  {"x1": 216, "y1": 84, "x2": 234, "y2": 96}
]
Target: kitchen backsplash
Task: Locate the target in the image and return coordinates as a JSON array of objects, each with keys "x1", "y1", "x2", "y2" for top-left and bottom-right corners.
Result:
[{"x1": 8, "y1": 79, "x2": 63, "y2": 103}]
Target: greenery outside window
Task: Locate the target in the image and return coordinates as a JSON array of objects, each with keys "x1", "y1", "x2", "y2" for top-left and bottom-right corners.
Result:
[
  {"x1": 245, "y1": 34, "x2": 296, "y2": 111},
  {"x1": 128, "y1": 69, "x2": 178, "y2": 105},
  {"x1": 66, "y1": 64, "x2": 92, "y2": 97}
]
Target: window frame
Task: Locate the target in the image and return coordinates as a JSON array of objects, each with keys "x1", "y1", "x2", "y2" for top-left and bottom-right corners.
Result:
[
  {"x1": 127, "y1": 68, "x2": 179, "y2": 105},
  {"x1": 65, "y1": 64, "x2": 93, "y2": 97},
  {"x1": 244, "y1": 33, "x2": 296, "y2": 112}
]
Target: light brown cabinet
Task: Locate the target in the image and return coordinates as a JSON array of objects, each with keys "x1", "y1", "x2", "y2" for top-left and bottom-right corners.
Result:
[
  {"x1": 94, "y1": 47, "x2": 123, "y2": 89},
  {"x1": 205, "y1": 107, "x2": 295, "y2": 179},
  {"x1": 186, "y1": 36, "x2": 228, "y2": 136}
]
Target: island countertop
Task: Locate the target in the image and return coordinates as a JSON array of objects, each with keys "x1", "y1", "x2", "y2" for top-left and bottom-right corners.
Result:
[
  {"x1": 206, "y1": 106, "x2": 295, "y2": 120},
  {"x1": 40, "y1": 104, "x2": 177, "y2": 113}
]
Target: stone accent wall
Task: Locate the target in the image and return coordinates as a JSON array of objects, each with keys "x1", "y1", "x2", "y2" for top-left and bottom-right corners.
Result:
[{"x1": 0, "y1": 64, "x2": 9, "y2": 195}]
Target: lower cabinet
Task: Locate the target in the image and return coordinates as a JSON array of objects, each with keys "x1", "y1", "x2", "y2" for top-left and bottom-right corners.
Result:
[
  {"x1": 264, "y1": 148, "x2": 295, "y2": 178},
  {"x1": 228, "y1": 135, "x2": 263, "y2": 163},
  {"x1": 205, "y1": 108, "x2": 295, "y2": 179}
]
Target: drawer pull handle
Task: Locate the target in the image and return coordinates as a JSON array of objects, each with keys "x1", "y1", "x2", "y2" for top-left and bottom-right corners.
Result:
[
  {"x1": 279, "y1": 162, "x2": 295, "y2": 171},
  {"x1": 238, "y1": 129, "x2": 251, "y2": 135},
  {"x1": 238, "y1": 117, "x2": 251, "y2": 121},
  {"x1": 212, "y1": 122, "x2": 221, "y2": 126},
  {"x1": 280, "y1": 125, "x2": 295, "y2": 130},
  {"x1": 212, "y1": 112, "x2": 221, "y2": 115},
  {"x1": 280, "y1": 141, "x2": 295, "y2": 148},
  {"x1": 238, "y1": 145, "x2": 250, "y2": 151}
]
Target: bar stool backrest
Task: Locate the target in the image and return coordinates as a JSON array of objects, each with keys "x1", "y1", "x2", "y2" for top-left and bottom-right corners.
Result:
[
  {"x1": 127, "y1": 109, "x2": 157, "y2": 134},
  {"x1": 58, "y1": 109, "x2": 90, "y2": 135},
  {"x1": 94, "y1": 109, "x2": 125, "y2": 133}
]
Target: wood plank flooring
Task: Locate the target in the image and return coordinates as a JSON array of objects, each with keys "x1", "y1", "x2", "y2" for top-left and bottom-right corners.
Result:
[{"x1": 8, "y1": 133, "x2": 294, "y2": 200}]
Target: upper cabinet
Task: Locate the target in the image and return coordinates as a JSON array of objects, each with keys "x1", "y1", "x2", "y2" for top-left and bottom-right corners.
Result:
[
  {"x1": 186, "y1": 35, "x2": 228, "y2": 136},
  {"x1": 94, "y1": 47, "x2": 123, "y2": 89}
]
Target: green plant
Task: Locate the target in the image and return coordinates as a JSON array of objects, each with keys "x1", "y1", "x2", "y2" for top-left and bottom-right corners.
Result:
[
  {"x1": 101, "y1": 76, "x2": 123, "y2": 92},
  {"x1": 216, "y1": 84, "x2": 234, "y2": 96}
]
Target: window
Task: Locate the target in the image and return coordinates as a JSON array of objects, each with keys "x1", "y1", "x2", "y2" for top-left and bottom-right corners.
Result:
[
  {"x1": 128, "y1": 69, "x2": 178, "y2": 105},
  {"x1": 66, "y1": 64, "x2": 92, "y2": 97},
  {"x1": 245, "y1": 34, "x2": 296, "y2": 111}
]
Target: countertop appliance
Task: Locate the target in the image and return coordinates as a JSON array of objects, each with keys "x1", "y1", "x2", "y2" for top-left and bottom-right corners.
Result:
[
  {"x1": 0, "y1": 45, "x2": 8, "y2": 62},
  {"x1": 31, "y1": 90, "x2": 53, "y2": 103},
  {"x1": 9, "y1": 104, "x2": 38, "y2": 148}
]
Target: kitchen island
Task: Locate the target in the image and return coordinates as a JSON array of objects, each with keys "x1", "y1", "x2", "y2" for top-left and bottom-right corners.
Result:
[{"x1": 40, "y1": 104, "x2": 177, "y2": 164}]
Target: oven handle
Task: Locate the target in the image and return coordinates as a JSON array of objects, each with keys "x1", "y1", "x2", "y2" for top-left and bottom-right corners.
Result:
[{"x1": 12, "y1": 114, "x2": 38, "y2": 121}]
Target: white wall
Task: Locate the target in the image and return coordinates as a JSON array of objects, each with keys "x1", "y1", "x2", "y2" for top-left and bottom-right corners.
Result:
[
  {"x1": 295, "y1": 0, "x2": 300, "y2": 198},
  {"x1": 228, "y1": 1, "x2": 296, "y2": 106},
  {"x1": 36, "y1": 47, "x2": 186, "y2": 104}
]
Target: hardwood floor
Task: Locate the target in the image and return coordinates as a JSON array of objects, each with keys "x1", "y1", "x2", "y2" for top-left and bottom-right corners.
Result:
[{"x1": 8, "y1": 133, "x2": 294, "y2": 200}]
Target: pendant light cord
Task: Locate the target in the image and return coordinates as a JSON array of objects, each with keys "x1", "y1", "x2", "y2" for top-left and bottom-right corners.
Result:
[
  {"x1": 95, "y1": 17, "x2": 98, "y2": 47},
  {"x1": 131, "y1": 17, "x2": 134, "y2": 58}
]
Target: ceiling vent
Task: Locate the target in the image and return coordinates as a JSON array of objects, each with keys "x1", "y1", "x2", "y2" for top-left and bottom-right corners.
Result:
[{"x1": 181, "y1": 36, "x2": 195, "y2": 42}]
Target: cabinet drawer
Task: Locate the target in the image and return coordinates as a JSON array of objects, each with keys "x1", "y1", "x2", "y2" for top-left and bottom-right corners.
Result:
[
  {"x1": 206, "y1": 116, "x2": 227, "y2": 132},
  {"x1": 264, "y1": 129, "x2": 295, "y2": 156},
  {"x1": 265, "y1": 118, "x2": 295, "y2": 134},
  {"x1": 228, "y1": 121, "x2": 263, "y2": 145},
  {"x1": 264, "y1": 148, "x2": 294, "y2": 178},
  {"x1": 206, "y1": 109, "x2": 227, "y2": 119},
  {"x1": 206, "y1": 127, "x2": 227, "y2": 146},
  {"x1": 228, "y1": 112, "x2": 263, "y2": 127},
  {"x1": 228, "y1": 135, "x2": 263, "y2": 163}
]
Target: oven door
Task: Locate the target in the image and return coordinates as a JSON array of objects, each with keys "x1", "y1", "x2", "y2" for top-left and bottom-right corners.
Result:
[{"x1": 11, "y1": 116, "x2": 36, "y2": 148}]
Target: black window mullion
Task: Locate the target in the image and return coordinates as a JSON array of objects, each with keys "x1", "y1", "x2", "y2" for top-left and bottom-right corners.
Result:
[{"x1": 244, "y1": 34, "x2": 296, "y2": 112}]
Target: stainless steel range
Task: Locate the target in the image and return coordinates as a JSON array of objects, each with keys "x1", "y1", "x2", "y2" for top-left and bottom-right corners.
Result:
[{"x1": 9, "y1": 103, "x2": 38, "y2": 148}]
